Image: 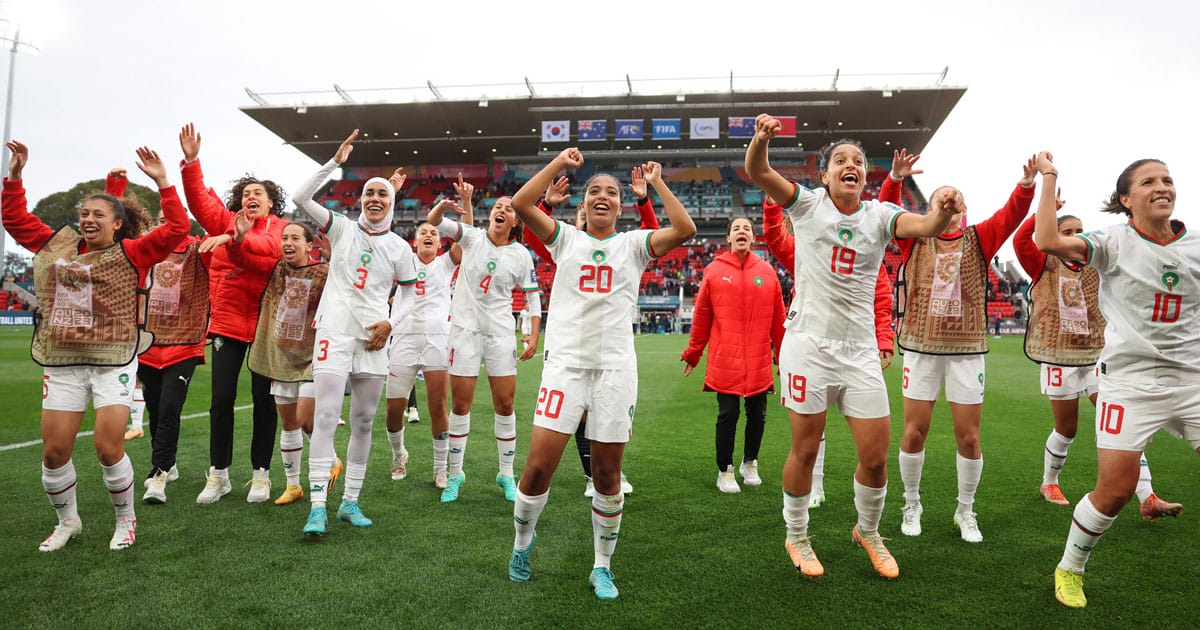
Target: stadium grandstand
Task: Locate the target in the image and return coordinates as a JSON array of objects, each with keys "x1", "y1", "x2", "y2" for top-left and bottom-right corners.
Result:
[{"x1": 238, "y1": 71, "x2": 1027, "y2": 331}]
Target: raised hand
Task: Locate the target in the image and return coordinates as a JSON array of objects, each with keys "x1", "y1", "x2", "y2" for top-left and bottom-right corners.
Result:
[
  {"x1": 389, "y1": 167, "x2": 407, "y2": 192},
  {"x1": 7, "y1": 140, "x2": 28, "y2": 180},
  {"x1": 452, "y1": 172, "x2": 474, "y2": 201},
  {"x1": 754, "y1": 114, "x2": 781, "y2": 141},
  {"x1": 334, "y1": 129, "x2": 359, "y2": 164},
  {"x1": 891, "y1": 149, "x2": 924, "y2": 179},
  {"x1": 433, "y1": 198, "x2": 463, "y2": 215},
  {"x1": 179, "y1": 123, "x2": 201, "y2": 162},
  {"x1": 233, "y1": 211, "x2": 252, "y2": 242},
  {"x1": 135, "y1": 147, "x2": 169, "y2": 188},
  {"x1": 1020, "y1": 154, "x2": 1038, "y2": 187},
  {"x1": 555, "y1": 147, "x2": 584, "y2": 169},
  {"x1": 544, "y1": 175, "x2": 570, "y2": 206},
  {"x1": 641, "y1": 161, "x2": 663, "y2": 186},
  {"x1": 108, "y1": 168, "x2": 128, "y2": 181},
  {"x1": 199, "y1": 233, "x2": 231, "y2": 253},
  {"x1": 629, "y1": 166, "x2": 647, "y2": 199},
  {"x1": 313, "y1": 231, "x2": 331, "y2": 260},
  {"x1": 1035, "y1": 151, "x2": 1057, "y2": 176},
  {"x1": 1055, "y1": 187, "x2": 1066, "y2": 212}
]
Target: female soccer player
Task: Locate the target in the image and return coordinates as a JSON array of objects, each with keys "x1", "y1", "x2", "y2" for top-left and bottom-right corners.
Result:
[
  {"x1": 427, "y1": 190, "x2": 540, "y2": 504},
  {"x1": 292, "y1": 130, "x2": 417, "y2": 536},
  {"x1": 178, "y1": 123, "x2": 287, "y2": 503},
  {"x1": 507, "y1": 149, "x2": 695, "y2": 601},
  {"x1": 1014, "y1": 210, "x2": 1181, "y2": 516},
  {"x1": 745, "y1": 115, "x2": 955, "y2": 580},
  {"x1": 681, "y1": 216, "x2": 785, "y2": 494},
  {"x1": 1034, "y1": 153, "x2": 1200, "y2": 608},
  {"x1": 3, "y1": 140, "x2": 189, "y2": 550},
  {"x1": 892, "y1": 155, "x2": 1038, "y2": 544}
]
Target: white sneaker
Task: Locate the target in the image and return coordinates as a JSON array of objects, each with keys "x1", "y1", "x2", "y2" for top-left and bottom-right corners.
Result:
[
  {"x1": 109, "y1": 515, "x2": 137, "y2": 550},
  {"x1": 739, "y1": 459, "x2": 762, "y2": 486},
  {"x1": 808, "y1": 486, "x2": 826, "y2": 508},
  {"x1": 38, "y1": 518, "x2": 82, "y2": 552},
  {"x1": 901, "y1": 502, "x2": 923, "y2": 536},
  {"x1": 246, "y1": 468, "x2": 271, "y2": 503},
  {"x1": 954, "y1": 510, "x2": 983, "y2": 543},
  {"x1": 434, "y1": 469, "x2": 449, "y2": 489},
  {"x1": 717, "y1": 465, "x2": 741, "y2": 494},
  {"x1": 166, "y1": 465, "x2": 180, "y2": 482},
  {"x1": 405, "y1": 408, "x2": 420, "y2": 424},
  {"x1": 196, "y1": 467, "x2": 231, "y2": 504},
  {"x1": 143, "y1": 471, "x2": 169, "y2": 504},
  {"x1": 620, "y1": 472, "x2": 633, "y2": 495},
  {"x1": 391, "y1": 452, "x2": 409, "y2": 481},
  {"x1": 584, "y1": 477, "x2": 595, "y2": 498}
]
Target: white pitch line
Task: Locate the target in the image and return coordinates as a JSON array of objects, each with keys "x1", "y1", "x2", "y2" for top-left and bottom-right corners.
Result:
[{"x1": 0, "y1": 404, "x2": 253, "y2": 453}]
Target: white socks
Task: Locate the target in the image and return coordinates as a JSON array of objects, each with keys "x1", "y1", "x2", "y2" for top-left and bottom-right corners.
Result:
[
  {"x1": 343, "y1": 462, "x2": 367, "y2": 502},
  {"x1": 513, "y1": 489, "x2": 548, "y2": 550},
  {"x1": 1058, "y1": 494, "x2": 1116, "y2": 573},
  {"x1": 854, "y1": 479, "x2": 887, "y2": 533},
  {"x1": 433, "y1": 433, "x2": 449, "y2": 475},
  {"x1": 956, "y1": 452, "x2": 983, "y2": 514},
  {"x1": 811, "y1": 433, "x2": 826, "y2": 495},
  {"x1": 280, "y1": 429, "x2": 303, "y2": 487},
  {"x1": 899, "y1": 449, "x2": 925, "y2": 505},
  {"x1": 448, "y1": 412, "x2": 470, "y2": 476},
  {"x1": 308, "y1": 456, "x2": 332, "y2": 507},
  {"x1": 495, "y1": 413, "x2": 517, "y2": 476},
  {"x1": 387, "y1": 428, "x2": 407, "y2": 460},
  {"x1": 1044, "y1": 430, "x2": 1073, "y2": 485},
  {"x1": 592, "y1": 491, "x2": 624, "y2": 569},
  {"x1": 42, "y1": 459, "x2": 80, "y2": 524},
  {"x1": 101, "y1": 453, "x2": 136, "y2": 518},
  {"x1": 782, "y1": 491, "x2": 811, "y2": 539}
]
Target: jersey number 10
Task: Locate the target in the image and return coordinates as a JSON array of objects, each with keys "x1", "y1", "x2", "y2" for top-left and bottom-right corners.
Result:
[{"x1": 1151, "y1": 293, "x2": 1182, "y2": 323}]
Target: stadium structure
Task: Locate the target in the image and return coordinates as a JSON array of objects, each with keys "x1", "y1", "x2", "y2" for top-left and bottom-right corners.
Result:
[{"x1": 239, "y1": 71, "x2": 1026, "y2": 330}]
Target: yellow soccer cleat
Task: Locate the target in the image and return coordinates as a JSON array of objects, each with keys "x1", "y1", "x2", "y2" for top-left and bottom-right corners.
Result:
[
  {"x1": 1054, "y1": 567, "x2": 1086, "y2": 608},
  {"x1": 274, "y1": 484, "x2": 304, "y2": 505}
]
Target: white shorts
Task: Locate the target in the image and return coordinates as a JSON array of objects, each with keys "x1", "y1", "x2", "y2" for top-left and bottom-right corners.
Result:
[
  {"x1": 448, "y1": 325, "x2": 517, "y2": 378},
  {"x1": 778, "y1": 332, "x2": 889, "y2": 418},
  {"x1": 312, "y1": 328, "x2": 388, "y2": 376},
  {"x1": 1040, "y1": 363, "x2": 1099, "y2": 401},
  {"x1": 389, "y1": 333, "x2": 449, "y2": 372},
  {"x1": 43, "y1": 360, "x2": 139, "y2": 412},
  {"x1": 531, "y1": 364, "x2": 637, "y2": 444},
  {"x1": 1093, "y1": 376, "x2": 1200, "y2": 452},
  {"x1": 271, "y1": 380, "x2": 315, "y2": 405},
  {"x1": 901, "y1": 351, "x2": 986, "y2": 405}
]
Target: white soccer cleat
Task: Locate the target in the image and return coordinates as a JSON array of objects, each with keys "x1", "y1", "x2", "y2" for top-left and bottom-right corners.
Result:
[
  {"x1": 434, "y1": 469, "x2": 449, "y2": 489},
  {"x1": 196, "y1": 467, "x2": 232, "y2": 504},
  {"x1": 901, "y1": 502, "x2": 923, "y2": 537},
  {"x1": 405, "y1": 408, "x2": 421, "y2": 424},
  {"x1": 717, "y1": 465, "x2": 741, "y2": 494},
  {"x1": 166, "y1": 465, "x2": 180, "y2": 482},
  {"x1": 584, "y1": 477, "x2": 595, "y2": 498},
  {"x1": 109, "y1": 515, "x2": 137, "y2": 551},
  {"x1": 808, "y1": 485, "x2": 826, "y2": 508},
  {"x1": 246, "y1": 468, "x2": 271, "y2": 503},
  {"x1": 391, "y1": 452, "x2": 409, "y2": 481},
  {"x1": 38, "y1": 519, "x2": 82, "y2": 552},
  {"x1": 954, "y1": 511, "x2": 983, "y2": 543},
  {"x1": 739, "y1": 459, "x2": 762, "y2": 486},
  {"x1": 620, "y1": 472, "x2": 633, "y2": 495},
  {"x1": 143, "y1": 471, "x2": 169, "y2": 504}
]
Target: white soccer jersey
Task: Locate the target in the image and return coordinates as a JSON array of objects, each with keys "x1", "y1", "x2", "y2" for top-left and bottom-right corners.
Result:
[
  {"x1": 543, "y1": 222, "x2": 654, "y2": 369},
  {"x1": 784, "y1": 185, "x2": 906, "y2": 345},
  {"x1": 391, "y1": 253, "x2": 455, "y2": 337},
  {"x1": 1080, "y1": 222, "x2": 1200, "y2": 385},
  {"x1": 438, "y1": 221, "x2": 536, "y2": 336},
  {"x1": 314, "y1": 213, "x2": 417, "y2": 339}
]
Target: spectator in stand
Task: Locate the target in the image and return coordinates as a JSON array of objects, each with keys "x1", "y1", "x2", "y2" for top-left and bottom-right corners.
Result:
[{"x1": 681, "y1": 216, "x2": 785, "y2": 493}]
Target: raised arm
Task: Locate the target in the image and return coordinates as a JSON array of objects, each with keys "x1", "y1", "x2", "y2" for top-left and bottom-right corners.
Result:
[
  {"x1": 880, "y1": 149, "x2": 922, "y2": 205},
  {"x1": 512, "y1": 149, "x2": 582, "y2": 243},
  {"x1": 124, "y1": 147, "x2": 190, "y2": 268},
  {"x1": 451, "y1": 172, "x2": 475, "y2": 226},
  {"x1": 178, "y1": 123, "x2": 234, "y2": 236},
  {"x1": 1, "y1": 140, "x2": 53, "y2": 250},
  {"x1": 644, "y1": 162, "x2": 697, "y2": 256},
  {"x1": 294, "y1": 130, "x2": 359, "y2": 230},
  {"x1": 974, "y1": 155, "x2": 1038, "y2": 259},
  {"x1": 744, "y1": 114, "x2": 799, "y2": 206},
  {"x1": 762, "y1": 198, "x2": 795, "y2": 272},
  {"x1": 1033, "y1": 152, "x2": 1088, "y2": 261},
  {"x1": 226, "y1": 212, "x2": 279, "y2": 276},
  {"x1": 629, "y1": 166, "x2": 660, "y2": 229},
  {"x1": 106, "y1": 168, "x2": 128, "y2": 198},
  {"x1": 1012, "y1": 214, "x2": 1046, "y2": 280},
  {"x1": 893, "y1": 188, "x2": 957, "y2": 239}
]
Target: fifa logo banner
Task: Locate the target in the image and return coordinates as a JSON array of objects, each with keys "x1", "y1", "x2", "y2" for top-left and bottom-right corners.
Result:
[
  {"x1": 615, "y1": 119, "x2": 643, "y2": 140},
  {"x1": 542, "y1": 121, "x2": 570, "y2": 142},
  {"x1": 652, "y1": 119, "x2": 681, "y2": 140},
  {"x1": 578, "y1": 120, "x2": 607, "y2": 141}
]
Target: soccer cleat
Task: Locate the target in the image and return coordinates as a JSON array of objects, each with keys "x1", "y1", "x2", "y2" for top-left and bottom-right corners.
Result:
[
  {"x1": 434, "y1": 469, "x2": 449, "y2": 489},
  {"x1": 38, "y1": 519, "x2": 82, "y2": 552},
  {"x1": 584, "y1": 477, "x2": 595, "y2": 498},
  {"x1": 328, "y1": 457, "x2": 343, "y2": 491},
  {"x1": 274, "y1": 485, "x2": 304, "y2": 505},
  {"x1": 391, "y1": 452, "x2": 409, "y2": 481},
  {"x1": 166, "y1": 465, "x2": 180, "y2": 483},
  {"x1": 588, "y1": 567, "x2": 619, "y2": 600},
  {"x1": 109, "y1": 515, "x2": 137, "y2": 551},
  {"x1": 303, "y1": 506, "x2": 327, "y2": 537},
  {"x1": 337, "y1": 500, "x2": 374, "y2": 527},
  {"x1": 497, "y1": 474, "x2": 518, "y2": 502},
  {"x1": 620, "y1": 472, "x2": 633, "y2": 495},
  {"x1": 195, "y1": 468, "x2": 231, "y2": 504},
  {"x1": 739, "y1": 459, "x2": 762, "y2": 486},
  {"x1": 143, "y1": 471, "x2": 169, "y2": 504},
  {"x1": 123, "y1": 428, "x2": 143, "y2": 441},
  {"x1": 246, "y1": 468, "x2": 271, "y2": 503},
  {"x1": 440, "y1": 474, "x2": 465, "y2": 503},
  {"x1": 1054, "y1": 567, "x2": 1087, "y2": 608},
  {"x1": 901, "y1": 502, "x2": 923, "y2": 536},
  {"x1": 406, "y1": 407, "x2": 421, "y2": 424},
  {"x1": 717, "y1": 465, "x2": 741, "y2": 494},
  {"x1": 1040, "y1": 484, "x2": 1070, "y2": 506},
  {"x1": 852, "y1": 525, "x2": 899, "y2": 579},
  {"x1": 809, "y1": 486, "x2": 826, "y2": 508},
  {"x1": 784, "y1": 536, "x2": 825, "y2": 577},
  {"x1": 508, "y1": 536, "x2": 536, "y2": 582},
  {"x1": 954, "y1": 511, "x2": 983, "y2": 543},
  {"x1": 1139, "y1": 493, "x2": 1183, "y2": 521}
]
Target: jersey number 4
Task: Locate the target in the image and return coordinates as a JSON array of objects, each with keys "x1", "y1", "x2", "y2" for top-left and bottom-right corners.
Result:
[{"x1": 579, "y1": 264, "x2": 613, "y2": 293}]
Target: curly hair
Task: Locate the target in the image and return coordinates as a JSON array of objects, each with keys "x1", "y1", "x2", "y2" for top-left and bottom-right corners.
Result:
[
  {"x1": 226, "y1": 175, "x2": 287, "y2": 216},
  {"x1": 83, "y1": 194, "x2": 150, "y2": 243},
  {"x1": 1101, "y1": 159, "x2": 1166, "y2": 217}
]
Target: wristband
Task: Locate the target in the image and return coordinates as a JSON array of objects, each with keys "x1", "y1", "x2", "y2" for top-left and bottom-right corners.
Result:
[{"x1": 637, "y1": 197, "x2": 649, "y2": 206}]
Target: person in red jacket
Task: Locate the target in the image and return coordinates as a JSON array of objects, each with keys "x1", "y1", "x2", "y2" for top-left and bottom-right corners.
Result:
[
  {"x1": 3, "y1": 140, "x2": 189, "y2": 551},
  {"x1": 177, "y1": 123, "x2": 287, "y2": 504},
  {"x1": 761, "y1": 149, "x2": 915, "y2": 506},
  {"x1": 681, "y1": 216, "x2": 785, "y2": 493}
]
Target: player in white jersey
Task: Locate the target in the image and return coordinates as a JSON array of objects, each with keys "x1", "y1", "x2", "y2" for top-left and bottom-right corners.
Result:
[
  {"x1": 744, "y1": 114, "x2": 956, "y2": 580},
  {"x1": 507, "y1": 149, "x2": 695, "y2": 601},
  {"x1": 428, "y1": 194, "x2": 541, "y2": 504},
  {"x1": 292, "y1": 130, "x2": 418, "y2": 537},
  {"x1": 384, "y1": 183, "x2": 469, "y2": 489},
  {"x1": 1035, "y1": 154, "x2": 1200, "y2": 608}
]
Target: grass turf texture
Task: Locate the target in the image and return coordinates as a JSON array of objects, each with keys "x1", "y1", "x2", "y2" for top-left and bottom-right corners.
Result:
[{"x1": 0, "y1": 326, "x2": 1196, "y2": 628}]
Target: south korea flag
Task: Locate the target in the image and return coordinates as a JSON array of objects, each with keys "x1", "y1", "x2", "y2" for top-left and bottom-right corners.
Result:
[{"x1": 542, "y1": 120, "x2": 570, "y2": 142}]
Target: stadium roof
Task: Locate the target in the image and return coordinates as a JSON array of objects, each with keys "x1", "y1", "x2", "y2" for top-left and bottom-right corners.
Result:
[{"x1": 242, "y1": 72, "x2": 965, "y2": 167}]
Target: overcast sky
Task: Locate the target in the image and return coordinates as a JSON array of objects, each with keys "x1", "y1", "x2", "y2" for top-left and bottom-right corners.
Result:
[{"x1": 3, "y1": 0, "x2": 1198, "y2": 270}]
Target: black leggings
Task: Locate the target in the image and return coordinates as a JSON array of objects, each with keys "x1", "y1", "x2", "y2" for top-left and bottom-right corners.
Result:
[
  {"x1": 716, "y1": 391, "x2": 767, "y2": 470},
  {"x1": 575, "y1": 421, "x2": 592, "y2": 478},
  {"x1": 208, "y1": 336, "x2": 278, "y2": 470},
  {"x1": 138, "y1": 357, "x2": 201, "y2": 477}
]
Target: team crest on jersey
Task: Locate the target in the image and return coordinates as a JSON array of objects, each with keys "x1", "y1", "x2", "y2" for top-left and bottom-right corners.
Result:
[
  {"x1": 754, "y1": 276, "x2": 764, "y2": 287},
  {"x1": 417, "y1": 270, "x2": 427, "y2": 281},
  {"x1": 1162, "y1": 271, "x2": 1180, "y2": 291},
  {"x1": 592, "y1": 250, "x2": 607, "y2": 264},
  {"x1": 487, "y1": 260, "x2": 497, "y2": 272},
  {"x1": 837, "y1": 229, "x2": 854, "y2": 245},
  {"x1": 119, "y1": 374, "x2": 130, "y2": 385},
  {"x1": 360, "y1": 251, "x2": 373, "y2": 265}
]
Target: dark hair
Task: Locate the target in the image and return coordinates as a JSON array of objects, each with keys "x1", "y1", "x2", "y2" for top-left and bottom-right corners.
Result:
[
  {"x1": 1056, "y1": 214, "x2": 1080, "y2": 226},
  {"x1": 726, "y1": 215, "x2": 755, "y2": 235},
  {"x1": 227, "y1": 176, "x2": 287, "y2": 216},
  {"x1": 1102, "y1": 159, "x2": 1166, "y2": 217},
  {"x1": 575, "y1": 173, "x2": 622, "y2": 233},
  {"x1": 817, "y1": 139, "x2": 866, "y2": 172},
  {"x1": 83, "y1": 193, "x2": 150, "y2": 242},
  {"x1": 284, "y1": 221, "x2": 315, "y2": 242}
]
